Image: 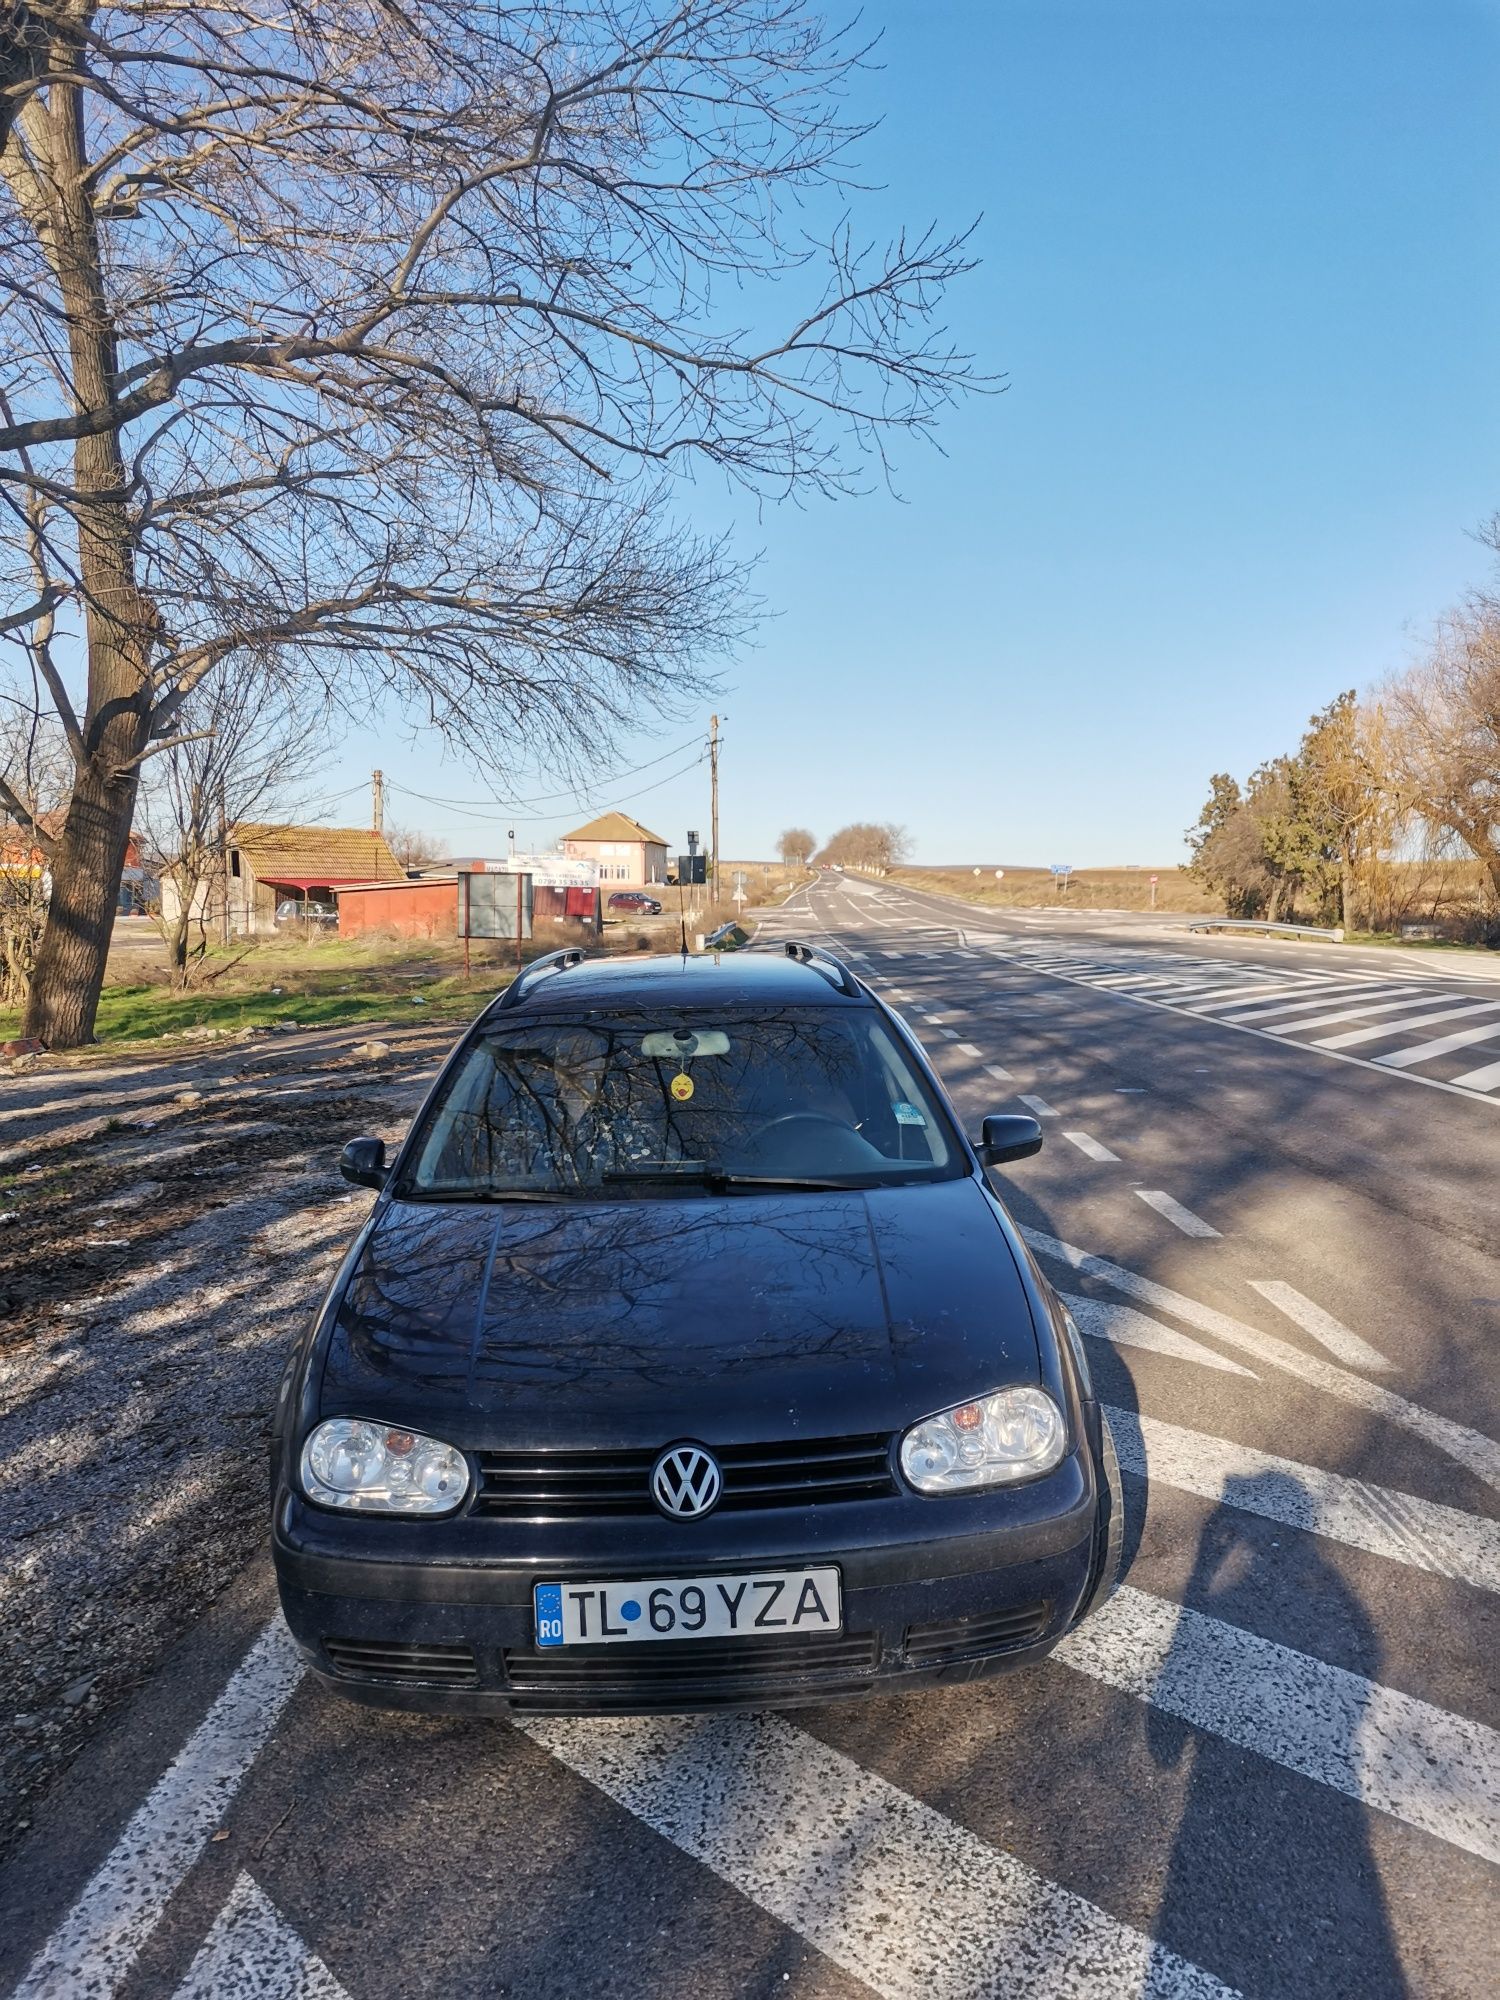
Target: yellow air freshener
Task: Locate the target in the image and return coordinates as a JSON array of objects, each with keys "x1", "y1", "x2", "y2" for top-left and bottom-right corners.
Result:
[{"x1": 670, "y1": 1071, "x2": 695, "y2": 1103}]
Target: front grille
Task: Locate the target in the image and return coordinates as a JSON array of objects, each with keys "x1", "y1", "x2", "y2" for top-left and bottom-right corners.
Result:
[
  {"x1": 902, "y1": 1603, "x2": 1050, "y2": 1666},
  {"x1": 501, "y1": 1630, "x2": 879, "y2": 1712},
  {"x1": 472, "y1": 1434, "x2": 897, "y2": 1519},
  {"x1": 323, "y1": 1636, "x2": 479, "y2": 1687}
]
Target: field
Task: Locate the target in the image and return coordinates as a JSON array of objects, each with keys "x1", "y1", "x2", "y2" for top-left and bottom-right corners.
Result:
[{"x1": 891, "y1": 863, "x2": 1211, "y2": 913}]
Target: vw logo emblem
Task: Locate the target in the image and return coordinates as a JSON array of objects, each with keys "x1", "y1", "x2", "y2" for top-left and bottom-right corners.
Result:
[{"x1": 651, "y1": 1444, "x2": 723, "y2": 1520}]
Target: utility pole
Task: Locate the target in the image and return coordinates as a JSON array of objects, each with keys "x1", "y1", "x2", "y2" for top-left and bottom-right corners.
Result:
[
  {"x1": 708, "y1": 715, "x2": 719, "y2": 897},
  {"x1": 372, "y1": 769, "x2": 384, "y2": 834}
]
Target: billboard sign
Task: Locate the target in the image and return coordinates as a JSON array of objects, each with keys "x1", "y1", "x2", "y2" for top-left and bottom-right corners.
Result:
[
  {"x1": 452, "y1": 852, "x2": 598, "y2": 890},
  {"x1": 459, "y1": 869, "x2": 533, "y2": 939}
]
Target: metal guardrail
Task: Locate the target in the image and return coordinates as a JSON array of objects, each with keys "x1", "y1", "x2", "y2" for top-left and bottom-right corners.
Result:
[{"x1": 1186, "y1": 918, "x2": 1344, "y2": 941}]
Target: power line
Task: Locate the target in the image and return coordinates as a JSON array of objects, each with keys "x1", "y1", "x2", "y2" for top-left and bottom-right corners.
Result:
[
  {"x1": 388, "y1": 730, "x2": 708, "y2": 815},
  {"x1": 387, "y1": 745, "x2": 713, "y2": 830}
]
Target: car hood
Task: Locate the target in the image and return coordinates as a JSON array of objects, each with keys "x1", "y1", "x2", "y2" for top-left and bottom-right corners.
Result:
[{"x1": 319, "y1": 1179, "x2": 1041, "y2": 1446}]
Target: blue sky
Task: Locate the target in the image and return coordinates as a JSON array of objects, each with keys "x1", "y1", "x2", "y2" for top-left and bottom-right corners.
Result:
[{"x1": 342, "y1": 0, "x2": 1500, "y2": 866}]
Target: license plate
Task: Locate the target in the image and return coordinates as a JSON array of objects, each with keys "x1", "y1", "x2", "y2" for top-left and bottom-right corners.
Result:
[{"x1": 533, "y1": 1567, "x2": 841, "y2": 1647}]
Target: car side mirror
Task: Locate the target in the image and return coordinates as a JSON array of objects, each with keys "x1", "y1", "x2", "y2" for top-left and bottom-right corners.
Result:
[
  {"x1": 339, "y1": 1135, "x2": 389, "y2": 1190},
  {"x1": 977, "y1": 1113, "x2": 1043, "y2": 1165}
]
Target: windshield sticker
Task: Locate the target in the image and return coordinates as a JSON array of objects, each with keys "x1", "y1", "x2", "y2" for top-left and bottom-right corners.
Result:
[
  {"x1": 893, "y1": 1102, "x2": 927, "y2": 1126},
  {"x1": 670, "y1": 1072, "x2": 695, "y2": 1103}
]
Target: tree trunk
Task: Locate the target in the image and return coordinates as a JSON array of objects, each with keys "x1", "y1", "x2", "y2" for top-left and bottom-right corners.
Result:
[
  {"x1": 1340, "y1": 854, "x2": 1354, "y2": 934},
  {"x1": 22, "y1": 52, "x2": 157, "y2": 1046}
]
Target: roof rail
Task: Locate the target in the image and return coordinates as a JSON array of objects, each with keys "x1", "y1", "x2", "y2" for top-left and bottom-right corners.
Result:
[
  {"x1": 782, "y1": 939, "x2": 862, "y2": 997},
  {"x1": 492, "y1": 946, "x2": 589, "y2": 1010}
]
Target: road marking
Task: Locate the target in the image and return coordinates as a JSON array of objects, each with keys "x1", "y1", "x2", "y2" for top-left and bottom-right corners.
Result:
[
  {"x1": 1247, "y1": 1280, "x2": 1392, "y2": 1372},
  {"x1": 1021, "y1": 1228, "x2": 1500, "y2": 1492},
  {"x1": 984, "y1": 1062, "x2": 1015, "y2": 1081},
  {"x1": 1063, "y1": 1293, "x2": 1256, "y2": 1376},
  {"x1": 1377, "y1": 1018, "x2": 1500, "y2": 1068},
  {"x1": 1183, "y1": 984, "x2": 1335, "y2": 1013},
  {"x1": 172, "y1": 1874, "x2": 350, "y2": 1999},
  {"x1": 988, "y1": 952, "x2": 1500, "y2": 1106},
  {"x1": 1055, "y1": 1585, "x2": 1500, "y2": 1865},
  {"x1": 13, "y1": 1619, "x2": 306, "y2": 2000},
  {"x1": 937, "y1": 1027, "x2": 959, "y2": 1040},
  {"x1": 1450, "y1": 1053, "x2": 1500, "y2": 1091},
  {"x1": 1105, "y1": 1406, "x2": 1500, "y2": 1594},
  {"x1": 1315, "y1": 998, "x2": 1500, "y2": 1049},
  {"x1": 1017, "y1": 1093, "x2": 1058, "y2": 1118},
  {"x1": 1206, "y1": 984, "x2": 1425, "y2": 1023},
  {"x1": 1134, "y1": 1190, "x2": 1221, "y2": 1237},
  {"x1": 520, "y1": 1711, "x2": 1235, "y2": 2000},
  {"x1": 954, "y1": 1041, "x2": 984, "y2": 1058},
  {"x1": 1062, "y1": 1130, "x2": 1121, "y2": 1163}
]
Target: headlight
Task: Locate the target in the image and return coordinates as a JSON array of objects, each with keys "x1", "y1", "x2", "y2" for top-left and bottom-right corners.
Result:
[
  {"x1": 300, "y1": 1418, "x2": 470, "y2": 1515},
  {"x1": 899, "y1": 1387, "x2": 1066, "y2": 1494}
]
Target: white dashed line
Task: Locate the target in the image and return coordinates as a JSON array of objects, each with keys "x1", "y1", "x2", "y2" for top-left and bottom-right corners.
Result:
[
  {"x1": 1021, "y1": 1228, "x2": 1500, "y2": 1492},
  {"x1": 1017, "y1": 1094, "x2": 1058, "y2": 1118},
  {"x1": 954, "y1": 1041, "x2": 984, "y2": 1058},
  {"x1": 171, "y1": 1874, "x2": 350, "y2": 1999},
  {"x1": 1062, "y1": 1293, "x2": 1255, "y2": 1377},
  {"x1": 14, "y1": 1620, "x2": 306, "y2": 2000},
  {"x1": 1055, "y1": 1585, "x2": 1500, "y2": 1864},
  {"x1": 1133, "y1": 1190, "x2": 1221, "y2": 1237},
  {"x1": 1062, "y1": 1130, "x2": 1121, "y2": 1163},
  {"x1": 1105, "y1": 1406, "x2": 1500, "y2": 1594},
  {"x1": 984, "y1": 1063, "x2": 1015, "y2": 1082},
  {"x1": 1247, "y1": 1280, "x2": 1392, "y2": 1372},
  {"x1": 521, "y1": 1711, "x2": 1235, "y2": 2000}
]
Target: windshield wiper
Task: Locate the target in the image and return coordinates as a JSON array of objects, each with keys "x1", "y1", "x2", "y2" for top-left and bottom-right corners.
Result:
[
  {"x1": 401, "y1": 1186, "x2": 596, "y2": 1204},
  {"x1": 601, "y1": 1167, "x2": 858, "y2": 1193}
]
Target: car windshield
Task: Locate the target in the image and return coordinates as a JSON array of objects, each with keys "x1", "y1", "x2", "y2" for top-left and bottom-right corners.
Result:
[{"x1": 402, "y1": 1007, "x2": 964, "y2": 1196}]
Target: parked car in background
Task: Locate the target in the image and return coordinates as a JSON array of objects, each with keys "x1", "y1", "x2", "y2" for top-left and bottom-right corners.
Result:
[
  {"x1": 607, "y1": 890, "x2": 664, "y2": 916},
  {"x1": 275, "y1": 897, "x2": 338, "y2": 930}
]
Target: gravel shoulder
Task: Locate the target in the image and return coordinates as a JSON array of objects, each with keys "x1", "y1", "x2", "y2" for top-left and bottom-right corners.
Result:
[{"x1": 0, "y1": 1023, "x2": 452, "y2": 1861}]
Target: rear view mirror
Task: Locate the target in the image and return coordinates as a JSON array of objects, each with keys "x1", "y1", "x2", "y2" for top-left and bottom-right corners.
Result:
[
  {"x1": 340, "y1": 1135, "x2": 389, "y2": 1190},
  {"x1": 977, "y1": 1113, "x2": 1043, "y2": 1165}
]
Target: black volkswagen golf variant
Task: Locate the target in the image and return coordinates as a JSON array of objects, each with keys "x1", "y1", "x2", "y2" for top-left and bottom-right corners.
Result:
[{"x1": 271, "y1": 943, "x2": 1123, "y2": 1714}]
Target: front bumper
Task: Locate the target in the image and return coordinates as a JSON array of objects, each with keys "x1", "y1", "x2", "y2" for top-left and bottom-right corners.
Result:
[{"x1": 273, "y1": 1445, "x2": 1102, "y2": 1715}]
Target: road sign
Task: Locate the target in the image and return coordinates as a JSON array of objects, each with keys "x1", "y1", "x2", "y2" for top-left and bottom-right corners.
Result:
[{"x1": 1049, "y1": 864, "x2": 1072, "y2": 876}]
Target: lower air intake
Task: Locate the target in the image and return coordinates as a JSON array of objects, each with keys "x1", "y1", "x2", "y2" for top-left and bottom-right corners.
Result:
[
  {"x1": 901, "y1": 1603, "x2": 1050, "y2": 1666},
  {"x1": 323, "y1": 1636, "x2": 479, "y2": 1687},
  {"x1": 501, "y1": 1631, "x2": 878, "y2": 1712}
]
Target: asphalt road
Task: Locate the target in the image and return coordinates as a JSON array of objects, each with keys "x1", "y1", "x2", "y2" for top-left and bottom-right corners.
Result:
[{"x1": 3, "y1": 880, "x2": 1497, "y2": 1999}]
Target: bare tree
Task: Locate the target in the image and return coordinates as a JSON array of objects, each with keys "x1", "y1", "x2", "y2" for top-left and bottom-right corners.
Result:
[
  {"x1": 1384, "y1": 599, "x2": 1500, "y2": 909},
  {"x1": 816, "y1": 821, "x2": 909, "y2": 873},
  {"x1": 0, "y1": 698, "x2": 68, "y2": 1008},
  {"x1": 386, "y1": 824, "x2": 451, "y2": 872},
  {"x1": 134, "y1": 667, "x2": 323, "y2": 984},
  {"x1": 0, "y1": 2, "x2": 982, "y2": 1045},
  {"x1": 776, "y1": 826, "x2": 815, "y2": 869}
]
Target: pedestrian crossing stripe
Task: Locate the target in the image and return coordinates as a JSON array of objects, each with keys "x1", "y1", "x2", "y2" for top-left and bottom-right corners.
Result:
[{"x1": 965, "y1": 940, "x2": 1500, "y2": 1098}]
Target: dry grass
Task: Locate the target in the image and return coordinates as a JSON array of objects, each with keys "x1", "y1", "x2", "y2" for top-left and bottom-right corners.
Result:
[{"x1": 891, "y1": 864, "x2": 1210, "y2": 914}]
